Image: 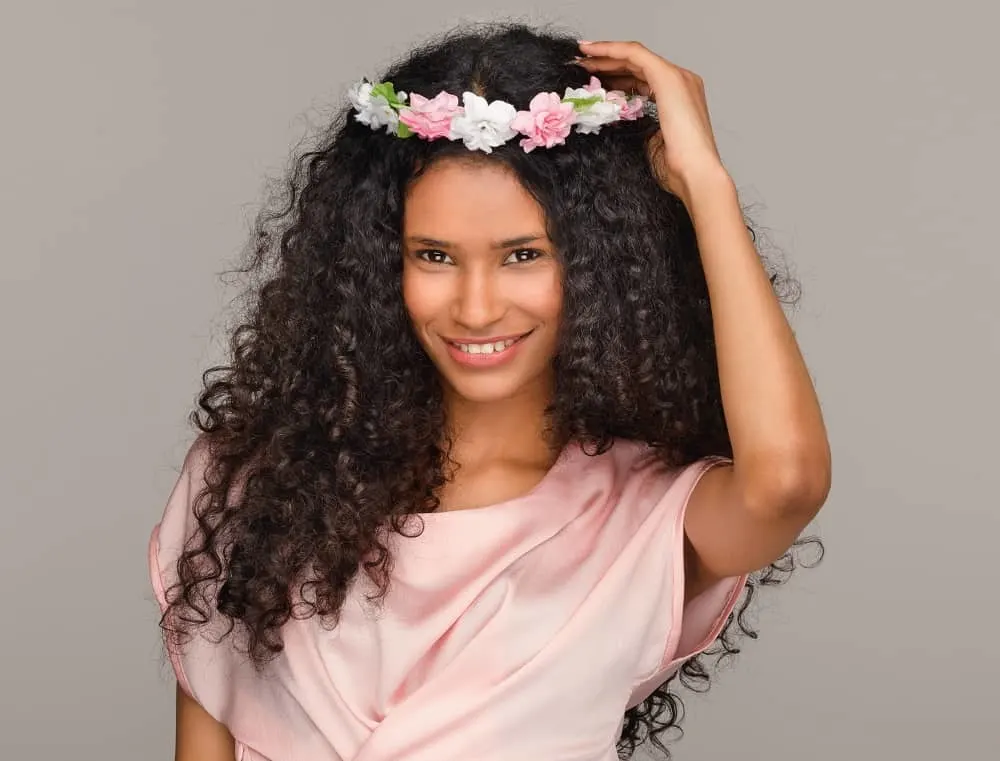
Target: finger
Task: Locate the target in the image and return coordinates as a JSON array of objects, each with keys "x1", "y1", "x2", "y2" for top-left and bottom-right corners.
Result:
[
  {"x1": 577, "y1": 40, "x2": 660, "y2": 66},
  {"x1": 578, "y1": 40, "x2": 684, "y2": 85},
  {"x1": 578, "y1": 40, "x2": 650, "y2": 53},
  {"x1": 575, "y1": 55, "x2": 645, "y2": 78}
]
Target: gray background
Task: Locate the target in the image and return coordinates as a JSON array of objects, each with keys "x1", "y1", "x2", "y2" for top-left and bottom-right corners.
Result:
[{"x1": 1, "y1": 1, "x2": 996, "y2": 759}]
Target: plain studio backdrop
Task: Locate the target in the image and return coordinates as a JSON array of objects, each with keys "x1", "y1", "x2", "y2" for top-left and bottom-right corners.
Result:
[{"x1": 1, "y1": 1, "x2": 996, "y2": 759}]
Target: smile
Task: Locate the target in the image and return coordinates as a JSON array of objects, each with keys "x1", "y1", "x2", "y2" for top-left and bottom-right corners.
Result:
[
  {"x1": 450, "y1": 337, "x2": 519, "y2": 354},
  {"x1": 445, "y1": 330, "x2": 533, "y2": 353},
  {"x1": 442, "y1": 330, "x2": 534, "y2": 366}
]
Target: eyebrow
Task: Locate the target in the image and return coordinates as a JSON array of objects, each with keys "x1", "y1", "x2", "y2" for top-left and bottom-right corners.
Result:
[{"x1": 405, "y1": 234, "x2": 547, "y2": 249}]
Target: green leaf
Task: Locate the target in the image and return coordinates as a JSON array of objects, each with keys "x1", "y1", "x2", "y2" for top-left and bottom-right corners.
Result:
[
  {"x1": 371, "y1": 81, "x2": 405, "y2": 108},
  {"x1": 562, "y1": 94, "x2": 603, "y2": 109},
  {"x1": 396, "y1": 121, "x2": 413, "y2": 138}
]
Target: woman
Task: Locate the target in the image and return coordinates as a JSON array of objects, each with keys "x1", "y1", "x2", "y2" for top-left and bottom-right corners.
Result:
[{"x1": 150, "y1": 22, "x2": 830, "y2": 761}]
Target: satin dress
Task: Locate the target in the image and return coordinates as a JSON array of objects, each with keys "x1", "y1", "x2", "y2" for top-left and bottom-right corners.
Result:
[{"x1": 149, "y1": 437, "x2": 746, "y2": 761}]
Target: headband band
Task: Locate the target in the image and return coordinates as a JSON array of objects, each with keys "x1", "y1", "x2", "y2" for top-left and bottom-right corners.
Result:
[{"x1": 347, "y1": 75, "x2": 656, "y2": 154}]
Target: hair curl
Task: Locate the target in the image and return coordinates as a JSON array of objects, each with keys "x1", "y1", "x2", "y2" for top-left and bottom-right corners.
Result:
[{"x1": 160, "y1": 20, "x2": 823, "y2": 760}]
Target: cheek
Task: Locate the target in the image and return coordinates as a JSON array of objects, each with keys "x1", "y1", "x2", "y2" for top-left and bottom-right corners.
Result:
[
  {"x1": 402, "y1": 269, "x2": 457, "y2": 336},
  {"x1": 401, "y1": 267, "x2": 434, "y2": 321},
  {"x1": 516, "y1": 271, "x2": 563, "y2": 321}
]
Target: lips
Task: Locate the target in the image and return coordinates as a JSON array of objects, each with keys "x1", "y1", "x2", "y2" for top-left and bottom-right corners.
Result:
[{"x1": 442, "y1": 328, "x2": 533, "y2": 368}]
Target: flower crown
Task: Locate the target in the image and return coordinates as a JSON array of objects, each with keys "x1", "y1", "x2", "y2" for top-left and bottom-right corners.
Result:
[{"x1": 347, "y1": 75, "x2": 657, "y2": 154}]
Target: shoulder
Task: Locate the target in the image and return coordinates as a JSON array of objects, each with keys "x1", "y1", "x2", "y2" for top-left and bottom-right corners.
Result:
[
  {"x1": 152, "y1": 434, "x2": 258, "y2": 555},
  {"x1": 599, "y1": 437, "x2": 729, "y2": 503},
  {"x1": 151, "y1": 435, "x2": 215, "y2": 562},
  {"x1": 572, "y1": 438, "x2": 729, "y2": 533},
  {"x1": 148, "y1": 435, "x2": 256, "y2": 726}
]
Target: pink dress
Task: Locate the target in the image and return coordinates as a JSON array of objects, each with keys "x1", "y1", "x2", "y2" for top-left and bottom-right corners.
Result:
[{"x1": 149, "y1": 437, "x2": 748, "y2": 761}]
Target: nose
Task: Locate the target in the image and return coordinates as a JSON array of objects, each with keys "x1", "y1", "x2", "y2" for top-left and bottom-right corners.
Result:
[{"x1": 451, "y1": 266, "x2": 506, "y2": 331}]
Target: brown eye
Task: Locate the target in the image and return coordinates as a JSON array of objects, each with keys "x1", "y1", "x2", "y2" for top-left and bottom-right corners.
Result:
[
  {"x1": 504, "y1": 248, "x2": 544, "y2": 265},
  {"x1": 415, "y1": 250, "x2": 453, "y2": 265}
]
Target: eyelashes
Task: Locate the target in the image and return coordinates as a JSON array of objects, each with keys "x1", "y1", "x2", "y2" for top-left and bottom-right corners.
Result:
[{"x1": 413, "y1": 248, "x2": 546, "y2": 266}]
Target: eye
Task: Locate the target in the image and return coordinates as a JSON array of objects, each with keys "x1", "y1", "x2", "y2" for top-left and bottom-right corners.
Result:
[
  {"x1": 413, "y1": 248, "x2": 545, "y2": 266},
  {"x1": 504, "y1": 248, "x2": 545, "y2": 265},
  {"x1": 414, "y1": 250, "x2": 454, "y2": 265}
]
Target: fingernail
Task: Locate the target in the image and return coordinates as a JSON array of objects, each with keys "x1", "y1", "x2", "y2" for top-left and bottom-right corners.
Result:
[{"x1": 578, "y1": 39, "x2": 593, "y2": 45}]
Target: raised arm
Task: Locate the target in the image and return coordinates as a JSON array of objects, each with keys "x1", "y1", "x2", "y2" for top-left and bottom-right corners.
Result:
[
  {"x1": 679, "y1": 170, "x2": 830, "y2": 586},
  {"x1": 575, "y1": 40, "x2": 832, "y2": 590}
]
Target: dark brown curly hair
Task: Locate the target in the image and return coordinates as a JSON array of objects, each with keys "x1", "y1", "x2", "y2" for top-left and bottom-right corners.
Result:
[{"x1": 159, "y1": 19, "x2": 823, "y2": 760}]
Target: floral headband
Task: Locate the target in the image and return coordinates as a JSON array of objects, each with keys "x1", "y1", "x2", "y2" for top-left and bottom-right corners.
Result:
[{"x1": 347, "y1": 75, "x2": 657, "y2": 154}]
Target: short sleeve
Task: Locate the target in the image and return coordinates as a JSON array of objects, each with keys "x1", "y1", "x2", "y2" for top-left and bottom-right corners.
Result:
[
  {"x1": 148, "y1": 440, "x2": 291, "y2": 761},
  {"x1": 148, "y1": 438, "x2": 214, "y2": 703},
  {"x1": 148, "y1": 435, "x2": 254, "y2": 727},
  {"x1": 661, "y1": 455, "x2": 748, "y2": 670},
  {"x1": 628, "y1": 456, "x2": 749, "y2": 707}
]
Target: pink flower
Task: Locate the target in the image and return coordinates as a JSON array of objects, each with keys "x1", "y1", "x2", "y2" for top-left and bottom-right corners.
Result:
[
  {"x1": 399, "y1": 91, "x2": 462, "y2": 140},
  {"x1": 583, "y1": 76, "x2": 605, "y2": 93},
  {"x1": 510, "y1": 92, "x2": 576, "y2": 152},
  {"x1": 606, "y1": 90, "x2": 646, "y2": 120}
]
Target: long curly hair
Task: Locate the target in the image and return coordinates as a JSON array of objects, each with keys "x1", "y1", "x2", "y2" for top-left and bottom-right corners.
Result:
[{"x1": 159, "y1": 20, "x2": 823, "y2": 760}]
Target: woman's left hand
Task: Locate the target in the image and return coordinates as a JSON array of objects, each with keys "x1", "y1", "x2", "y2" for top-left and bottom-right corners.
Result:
[{"x1": 575, "y1": 40, "x2": 731, "y2": 202}]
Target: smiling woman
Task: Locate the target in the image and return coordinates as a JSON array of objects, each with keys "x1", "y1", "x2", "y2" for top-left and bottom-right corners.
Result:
[{"x1": 149, "y1": 19, "x2": 825, "y2": 761}]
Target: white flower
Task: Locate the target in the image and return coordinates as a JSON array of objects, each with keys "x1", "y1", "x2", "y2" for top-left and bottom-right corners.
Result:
[
  {"x1": 573, "y1": 100, "x2": 622, "y2": 133},
  {"x1": 563, "y1": 83, "x2": 623, "y2": 135},
  {"x1": 448, "y1": 92, "x2": 518, "y2": 153},
  {"x1": 347, "y1": 81, "x2": 399, "y2": 134}
]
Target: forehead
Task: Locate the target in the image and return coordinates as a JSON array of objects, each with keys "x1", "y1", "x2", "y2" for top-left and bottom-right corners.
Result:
[{"x1": 402, "y1": 159, "x2": 548, "y2": 241}]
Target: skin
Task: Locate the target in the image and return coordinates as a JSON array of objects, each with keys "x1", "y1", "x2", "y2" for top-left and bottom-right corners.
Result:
[
  {"x1": 175, "y1": 686, "x2": 235, "y2": 761},
  {"x1": 401, "y1": 157, "x2": 566, "y2": 504}
]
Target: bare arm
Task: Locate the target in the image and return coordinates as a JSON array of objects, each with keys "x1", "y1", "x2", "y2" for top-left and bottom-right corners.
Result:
[
  {"x1": 175, "y1": 684, "x2": 237, "y2": 761},
  {"x1": 682, "y1": 171, "x2": 832, "y2": 585},
  {"x1": 569, "y1": 40, "x2": 831, "y2": 588}
]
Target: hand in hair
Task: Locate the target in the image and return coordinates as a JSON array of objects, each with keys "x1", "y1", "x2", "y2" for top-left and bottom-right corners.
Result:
[{"x1": 576, "y1": 40, "x2": 728, "y2": 203}]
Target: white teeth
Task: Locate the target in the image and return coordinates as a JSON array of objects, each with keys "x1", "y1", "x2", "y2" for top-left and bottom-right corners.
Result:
[{"x1": 454, "y1": 337, "x2": 519, "y2": 354}]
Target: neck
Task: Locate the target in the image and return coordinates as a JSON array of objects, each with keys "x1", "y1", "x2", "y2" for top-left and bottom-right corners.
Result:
[{"x1": 441, "y1": 372, "x2": 558, "y2": 467}]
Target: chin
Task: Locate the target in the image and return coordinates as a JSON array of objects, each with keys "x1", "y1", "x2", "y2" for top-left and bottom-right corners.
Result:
[
  {"x1": 439, "y1": 371, "x2": 534, "y2": 404},
  {"x1": 437, "y1": 361, "x2": 554, "y2": 406}
]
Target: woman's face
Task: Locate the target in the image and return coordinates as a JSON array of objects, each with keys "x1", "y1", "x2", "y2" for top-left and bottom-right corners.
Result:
[{"x1": 401, "y1": 158, "x2": 563, "y2": 405}]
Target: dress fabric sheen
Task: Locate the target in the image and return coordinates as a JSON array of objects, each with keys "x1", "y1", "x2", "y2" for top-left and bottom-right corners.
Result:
[{"x1": 149, "y1": 437, "x2": 747, "y2": 761}]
